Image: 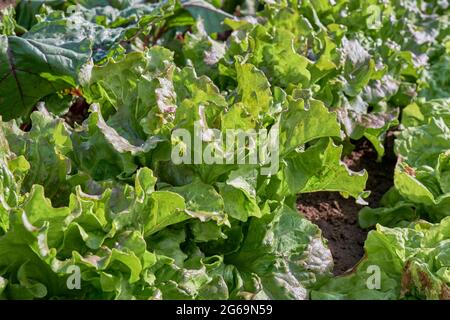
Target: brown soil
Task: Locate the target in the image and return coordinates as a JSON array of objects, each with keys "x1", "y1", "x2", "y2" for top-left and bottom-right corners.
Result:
[
  {"x1": 297, "y1": 131, "x2": 397, "y2": 275},
  {"x1": 63, "y1": 97, "x2": 90, "y2": 127}
]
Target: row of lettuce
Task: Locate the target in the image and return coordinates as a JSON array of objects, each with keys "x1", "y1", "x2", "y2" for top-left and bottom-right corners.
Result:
[{"x1": 0, "y1": 0, "x2": 449, "y2": 299}]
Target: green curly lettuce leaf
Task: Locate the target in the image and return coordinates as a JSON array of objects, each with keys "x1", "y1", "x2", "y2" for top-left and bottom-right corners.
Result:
[{"x1": 313, "y1": 217, "x2": 450, "y2": 300}]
